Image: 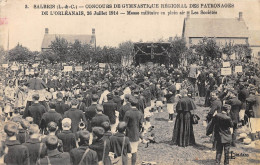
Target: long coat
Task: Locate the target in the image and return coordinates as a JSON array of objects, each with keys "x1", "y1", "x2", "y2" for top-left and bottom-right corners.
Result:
[
  {"x1": 64, "y1": 108, "x2": 87, "y2": 133},
  {"x1": 211, "y1": 113, "x2": 233, "y2": 143},
  {"x1": 91, "y1": 114, "x2": 110, "y2": 129},
  {"x1": 23, "y1": 139, "x2": 47, "y2": 165},
  {"x1": 4, "y1": 140, "x2": 29, "y2": 165},
  {"x1": 172, "y1": 96, "x2": 196, "y2": 147},
  {"x1": 70, "y1": 145, "x2": 98, "y2": 165},
  {"x1": 103, "y1": 100, "x2": 117, "y2": 124},
  {"x1": 225, "y1": 97, "x2": 241, "y2": 124},
  {"x1": 124, "y1": 108, "x2": 143, "y2": 142},
  {"x1": 26, "y1": 78, "x2": 47, "y2": 90},
  {"x1": 36, "y1": 149, "x2": 71, "y2": 165},
  {"x1": 57, "y1": 130, "x2": 77, "y2": 152},
  {"x1": 23, "y1": 103, "x2": 47, "y2": 126}
]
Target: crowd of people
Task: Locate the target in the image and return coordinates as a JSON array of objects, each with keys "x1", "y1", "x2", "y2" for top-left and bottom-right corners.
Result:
[{"x1": 0, "y1": 58, "x2": 259, "y2": 165}]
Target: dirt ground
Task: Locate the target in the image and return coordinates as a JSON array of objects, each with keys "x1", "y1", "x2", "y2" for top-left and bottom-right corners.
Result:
[{"x1": 136, "y1": 98, "x2": 260, "y2": 165}]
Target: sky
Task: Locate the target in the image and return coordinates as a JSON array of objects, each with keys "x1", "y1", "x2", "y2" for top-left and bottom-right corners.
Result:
[{"x1": 0, "y1": 0, "x2": 260, "y2": 51}]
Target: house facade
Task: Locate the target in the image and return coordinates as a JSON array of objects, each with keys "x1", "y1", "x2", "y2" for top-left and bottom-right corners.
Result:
[
  {"x1": 41, "y1": 28, "x2": 96, "y2": 51},
  {"x1": 182, "y1": 12, "x2": 249, "y2": 48}
]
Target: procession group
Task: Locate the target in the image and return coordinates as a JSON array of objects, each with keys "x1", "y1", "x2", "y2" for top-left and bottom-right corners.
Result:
[{"x1": 0, "y1": 58, "x2": 259, "y2": 165}]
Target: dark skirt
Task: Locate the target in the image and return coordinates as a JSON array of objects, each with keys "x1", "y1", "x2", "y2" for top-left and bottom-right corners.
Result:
[{"x1": 172, "y1": 111, "x2": 195, "y2": 147}]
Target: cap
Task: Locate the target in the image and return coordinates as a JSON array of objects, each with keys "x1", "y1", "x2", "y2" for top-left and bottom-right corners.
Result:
[
  {"x1": 107, "y1": 93, "x2": 113, "y2": 100},
  {"x1": 46, "y1": 135, "x2": 58, "y2": 146},
  {"x1": 4, "y1": 122, "x2": 18, "y2": 136},
  {"x1": 71, "y1": 99, "x2": 79, "y2": 105},
  {"x1": 62, "y1": 118, "x2": 72, "y2": 127},
  {"x1": 117, "y1": 122, "x2": 127, "y2": 132},
  {"x1": 78, "y1": 130, "x2": 90, "y2": 141},
  {"x1": 222, "y1": 104, "x2": 231, "y2": 111},
  {"x1": 25, "y1": 117, "x2": 34, "y2": 124},
  {"x1": 47, "y1": 122, "x2": 57, "y2": 131},
  {"x1": 129, "y1": 96, "x2": 138, "y2": 105},
  {"x1": 21, "y1": 120, "x2": 30, "y2": 129},
  {"x1": 28, "y1": 124, "x2": 40, "y2": 135},
  {"x1": 101, "y1": 121, "x2": 110, "y2": 132},
  {"x1": 92, "y1": 127, "x2": 105, "y2": 138}
]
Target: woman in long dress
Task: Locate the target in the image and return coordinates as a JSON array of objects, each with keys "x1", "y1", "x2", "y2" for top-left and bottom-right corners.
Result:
[{"x1": 172, "y1": 89, "x2": 196, "y2": 147}]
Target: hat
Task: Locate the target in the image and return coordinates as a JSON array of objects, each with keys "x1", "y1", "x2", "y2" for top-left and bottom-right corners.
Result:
[
  {"x1": 32, "y1": 94, "x2": 40, "y2": 100},
  {"x1": 78, "y1": 130, "x2": 90, "y2": 141},
  {"x1": 107, "y1": 93, "x2": 113, "y2": 100},
  {"x1": 46, "y1": 135, "x2": 58, "y2": 146},
  {"x1": 222, "y1": 104, "x2": 231, "y2": 111},
  {"x1": 92, "y1": 127, "x2": 105, "y2": 138},
  {"x1": 71, "y1": 99, "x2": 79, "y2": 105},
  {"x1": 25, "y1": 117, "x2": 34, "y2": 124},
  {"x1": 11, "y1": 116, "x2": 22, "y2": 124},
  {"x1": 4, "y1": 122, "x2": 18, "y2": 136},
  {"x1": 21, "y1": 120, "x2": 30, "y2": 129},
  {"x1": 92, "y1": 94, "x2": 99, "y2": 101},
  {"x1": 62, "y1": 118, "x2": 72, "y2": 127},
  {"x1": 117, "y1": 122, "x2": 127, "y2": 132},
  {"x1": 28, "y1": 124, "x2": 40, "y2": 135},
  {"x1": 48, "y1": 122, "x2": 57, "y2": 131},
  {"x1": 129, "y1": 96, "x2": 138, "y2": 105}
]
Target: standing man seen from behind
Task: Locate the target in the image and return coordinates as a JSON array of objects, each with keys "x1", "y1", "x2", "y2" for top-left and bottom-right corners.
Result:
[
  {"x1": 207, "y1": 104, "x2": 233, "y2": 165},
  {"x1": 124, "y1": 96, "x2": 143, "y2": 165},
  {"x1": 23, "y1": 94, "x2": 47, "y2": 127},
  {"x1": 103, "y1": 93, "x2": 117, "y2": 133},
  {"x1": 64, "y1": 99, "x2": 87, "y2": 133}
]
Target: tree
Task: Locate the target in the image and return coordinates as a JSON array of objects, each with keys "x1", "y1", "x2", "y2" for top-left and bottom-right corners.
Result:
[
  {"x1": 169, "y1": 37, "x2": 187, "y2": 67},
  {"x1": 38, "y1": 50, "x2": 59, "y2": 63},
  {"x1": 193, "y1": 37, "x2": 222, "y2": 65},
  {"x1": 7, "y1": 44, "x2": 33, "y2": 62},
  {"x1": 118, "y1": 41, "x2": 134, "y2": 65},
  {"x1": 50, "y1": 37, "x2": 69, "y2": 62},
  {"x1": 0, "y1": 46, "x2": 7, "y2": 63}
]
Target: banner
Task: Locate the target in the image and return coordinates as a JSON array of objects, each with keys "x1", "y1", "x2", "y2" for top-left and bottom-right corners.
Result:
[
  {"x1": 99, "y1": 63, "x2": 106, "y2": 68},
  {"x1": 235, "y1": 66, "x2": 243, "y2": 73},
  {"x1": 11, "y1": 66, "x2": 18, "y2": 71},
  {"x1": 32, "y1": 63, "x2": 39, "y2": 68},
  {"x1": 221, "y1": 68, "x2": 232, "y2": 75},
  {"x1": 2, "y1": 64, "x2": 8, "y2": 68},
  {"x1": 222, "y1": 61, "x2": 230, "y2": 67},
  {"x1": 75, "y1": 66, "x2": 83, "y2": 71},
  {"x1": 63, "y1": 66, "x2": 73, "y2": 72}
]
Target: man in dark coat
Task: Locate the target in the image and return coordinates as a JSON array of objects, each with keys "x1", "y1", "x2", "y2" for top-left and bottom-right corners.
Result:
[
  {"x1": 113, "y1": 91, "x2": 123, "y2": 112},
  {"x1": 24, "y1": 124, "x2": 47, "y2": 165},
  {"x1": 103, "y1": 93, "x2": 117, "y2": 133},
  {"x1": 91, "y1": 105, "x2": 110, "y2": 129},
  {"x1": 57, "y1": 118, "x2": 77, "y2": 152},
  {"x1": 23, "y1": 94, "x2": 47, "y2": 126},
  {"x1": 197, "y1": 68, "x2": 206, "y2": 97},
  {"x1": 36, "y1": 136, "x2": 71, "y2": 165},
  {"x1": 85, "y1": 94, "x2": 99, "y2": 131},
  {"x1": 26, "y1": 72, "x2": 47, "y2": 90},
  {"x1": 90, "y1": 127, "x2": 110, "y2": 165},
  {"x1": 119, "y1": 94, "x2": 131, "y2": 121},
  {"x1": 16, "y1": 119, "x2": 30, "y2": 144},
  {"x1": 225, "y1": 91, "x2": 241, "y2": 147},
  {"x1": 64, "y1": 99, "x2": 87, "y2": 133},
  {"x1": 207, "y1": 94, "x2": 222, "y2": 122},
  {"x1": 4, "y1": 122, "x2": 29, "y2": 165},
  {"x1": 207, "y1": 105, "x2": 233, "y2": 165},
  {"x1": 238, "y1": 84, "x2": 249, "y2": 125},
  {"x1": 124, "y1": 96, "x2": 143, "y2": 165},
  {"x1": 70, "y1": 130, "x2": 98, "y2": 165},
  {"x1": 110, "y1": 122, "x2": 132, "y2": 165},
  {"x1": 55, "y1": 92, "x2": 70, "y2": 116},
  {"x1": 40, "y1": 102, "x2": 63, "y2": 133}
]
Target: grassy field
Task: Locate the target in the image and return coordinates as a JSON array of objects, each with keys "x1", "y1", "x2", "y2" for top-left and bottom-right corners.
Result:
[{"x1": 136, "y1": 98, "x2": 260, "y2": 165}]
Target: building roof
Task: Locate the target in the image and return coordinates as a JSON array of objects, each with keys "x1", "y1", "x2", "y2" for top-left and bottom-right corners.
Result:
[
  {"x1": 41, "y1": 34, "x2": 94, "y2": 49},
  {"x1": 182, "y1": 18, "x2": 249, "y2": 38},
  {"x1": 249, "y1": 30, "x2": 260, "y2": 46}
]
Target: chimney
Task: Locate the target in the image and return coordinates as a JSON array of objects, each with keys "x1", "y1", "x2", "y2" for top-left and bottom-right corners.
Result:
[
  {"x1": 45, "y1": 28, "x2": 49, "y2": 34},
  {"x1": 186, "y1": 11, "x2": 190, "y2": 19},
  {"x1": 238, "y1": 12, "x2": 243, "y2": 21},
  {"x1": 92, "y1": 28, "x2": 95, "y2": 35}
]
